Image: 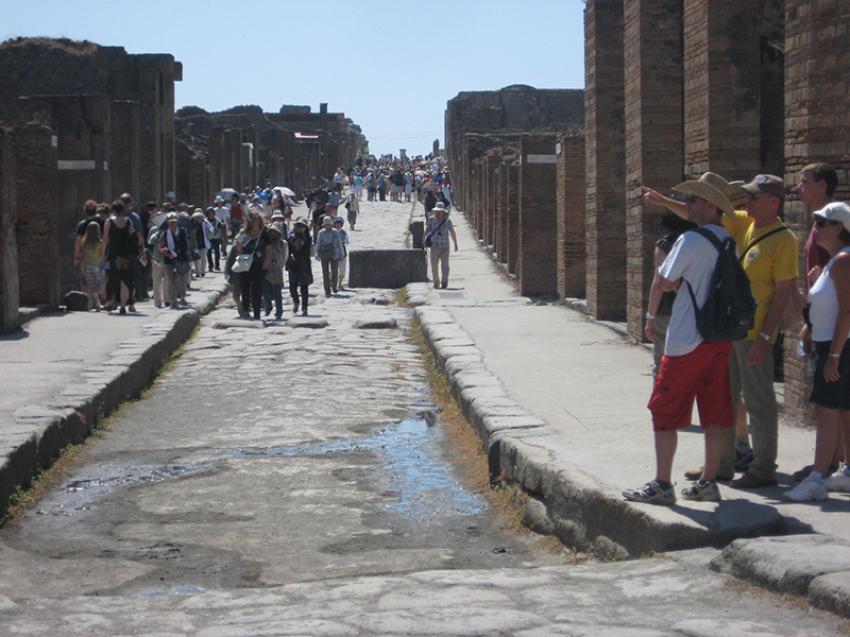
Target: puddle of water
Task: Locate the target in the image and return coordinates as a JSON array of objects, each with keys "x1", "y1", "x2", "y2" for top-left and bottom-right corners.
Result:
[
  {"x1": 43, "y1": 415, "x2": 484, "y2": 521},
  {"x1": 137, "y1": 584, "x2": 206, "y2": 598}
]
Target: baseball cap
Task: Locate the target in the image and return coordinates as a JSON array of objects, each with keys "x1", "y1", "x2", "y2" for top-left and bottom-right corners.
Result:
[
  {"x1": 813, "y1": 201, "x2": 850, "y2": 233},
  {"x1": 742, "y1": 174, "x2": 785, "y2": 199}
]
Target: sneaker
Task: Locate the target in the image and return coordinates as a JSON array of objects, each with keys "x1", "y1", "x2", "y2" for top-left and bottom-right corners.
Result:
[
  {"x1": 128, "y1": 305, "x2": 136, "y2": 313},
  {"x1": 824, "y1": 466, "x2": 850, "y2": 492},
  {"x1": 731, "y1": 472, "x2": 778, "y2": 489},
  {"x1": 684, "y1": 467, "x2": 734, "y2": 482},
  {"x1": 734, "y1": 449, "x2": 753, "y2": 472},
  {"x1": 785, "y1": 476, "x2": 828, "y2": 502},
  {"x1": 793, "y1": 461, "x2": 840, "y2": 482},
  {"x1": 681, "y1": 480, "x2": 721, "y2": 502},
  {"x1": 623, "y1": 480, "x2": 676, "y2": 506}
]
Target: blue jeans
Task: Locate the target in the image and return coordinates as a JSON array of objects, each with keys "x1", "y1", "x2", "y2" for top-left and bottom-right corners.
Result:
[{"x1": 263, "y1": 280, "x2": 283, "y2": 319}]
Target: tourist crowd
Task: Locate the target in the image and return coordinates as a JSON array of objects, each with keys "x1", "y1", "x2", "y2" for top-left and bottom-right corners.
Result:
[{"x1": 623, "y1": 163, "x2": 850, "y2": 505}]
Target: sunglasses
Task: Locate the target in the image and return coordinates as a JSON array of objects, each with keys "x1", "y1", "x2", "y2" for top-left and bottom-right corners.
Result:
[{"x1": 814, "y1": 217, "x2": 839, "y2": 228}]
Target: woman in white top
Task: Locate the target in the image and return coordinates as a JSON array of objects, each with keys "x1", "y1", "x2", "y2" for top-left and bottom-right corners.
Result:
[{"x1": 787, "y1": 202, "x2": 850, "y2": 501}]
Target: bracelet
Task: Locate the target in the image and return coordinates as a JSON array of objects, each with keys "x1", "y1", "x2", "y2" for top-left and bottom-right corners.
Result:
[
  {"x1": 645, "y1": 312, "x2": 655, "y2": 321},
  {"x1": 829, "y1": 353, "x2": 841, "y2": 359},
  {"x1": 758, "y1": 331, "x2": 771, "y2": 342}
]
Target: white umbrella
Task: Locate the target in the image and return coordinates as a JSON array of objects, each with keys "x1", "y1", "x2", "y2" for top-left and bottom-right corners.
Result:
[{"x1": 274, "y1": 186, "x2": 296, "y2": 197}]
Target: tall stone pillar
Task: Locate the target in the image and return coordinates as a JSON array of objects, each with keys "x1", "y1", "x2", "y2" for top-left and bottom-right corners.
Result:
[
  {"x1": 0, "y1": 128, "x2": 19, "y2": 332},
  {"x1": 518, "y1": 135, "x2": 558, "y2": 297},
  {"x1": 783, "y1": 0, "x2": 850, "y2": 426},
  {"x1": 556, "y1": 135, "x2": 586, "y2": 300},
  {"x1": 14, "y1": 124, "x2": 61, "y2": 307},
  {"x1": 110, "y1": 100, "x2": 141, "y2": 201},
  {"x1": 683, "y1": 0, "x2": 783, "y2": 180},
  {"x1": 506, "y1": 163, "x2": 520, "y2": 276},
  {"x1": 624, "y1": 0, "x2": 684, "y2": 340},
  {"x1": 585, "y1": 0, "x2": 626, "y2": 320}
]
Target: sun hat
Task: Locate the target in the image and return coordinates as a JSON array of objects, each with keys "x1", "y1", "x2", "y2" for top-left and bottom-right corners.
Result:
[
  {"x1": 433, "y1": 201, "x2": 447, "y2": 212},
  {"x1": 269, "y1": 221, "x2": 286, "y2": 235},
  {"x1": 742, "y1": 174, "x2": 786, "y2": 199},
  {"x1": 192, "y1": 208, "x2": 205, "y2": 218},
  {"x1": 270, "y1": 209, "x2": 285, "y2": 220},
  {"x1": 672, "y1": 173, "x2": 734, "y2": 216},
  {"x1": 322, "y1": 215, "x2": 334, "y2": 226},
  {"x1": 294, "y1": 216, "x2": 309, "y2": 227},
  {"x1": 166, "y1": 212, "x2": 178, "y2": 222},
  {"x1": 813, "y1": 201, "x2": 850, "y2": 233},
  {"x1": 333, "y1": 216, "x2": 344, "y2": 224}
]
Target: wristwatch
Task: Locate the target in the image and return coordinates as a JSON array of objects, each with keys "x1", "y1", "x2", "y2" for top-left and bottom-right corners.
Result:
[
  {"x1": 829, "y1": 352, "x2": 841, "y2": 359},
  {"x1": 645, "y1": 312, "x2": 655, "y2": 321},
  {"x1": 758, "y1": 331, "x2": 770, "y2": 342}
]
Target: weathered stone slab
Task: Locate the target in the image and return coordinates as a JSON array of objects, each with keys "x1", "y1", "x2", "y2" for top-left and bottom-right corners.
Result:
[
  {"x1": 349, "y1": 250, "x2": 427, "y2": 288},
  {"x1": 211, "y1": 320, "x2": 266, "y2": 329},
  {"x1": 809, "y1": 570, "x2": 850, "y2": 618},
  {"x1": 286, "y1": 317, "x2": 329, "y2": 329},
  {"x1": 354, "y1": 314, "x2": 398, "y2": 329}
]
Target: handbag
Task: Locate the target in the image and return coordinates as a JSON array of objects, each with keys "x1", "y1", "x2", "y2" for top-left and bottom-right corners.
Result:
[
  {"x1": 424, "y1": 217, "x2": 447, "y2": 248},
  {"x1": 231, "y1": 233, "x2": 261, "y2": 273}
]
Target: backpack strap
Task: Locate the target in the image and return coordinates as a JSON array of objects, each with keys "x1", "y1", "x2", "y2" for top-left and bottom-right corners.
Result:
[
  {"x1": 739, "y1": 225, "x2": 788, "y2": 262},
  {"x1": 683, "y1": 227, "x2": 723, "y2": 314}
]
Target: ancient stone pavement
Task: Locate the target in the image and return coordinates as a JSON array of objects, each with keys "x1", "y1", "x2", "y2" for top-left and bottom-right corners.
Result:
[{"x1": 0, "y1": 200, "x2": 845, "y2": 635}]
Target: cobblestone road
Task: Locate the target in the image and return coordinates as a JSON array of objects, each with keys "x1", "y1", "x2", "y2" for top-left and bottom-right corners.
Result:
[{"x1": 0, "y1": 201, "x2": 845, "y2": 635}]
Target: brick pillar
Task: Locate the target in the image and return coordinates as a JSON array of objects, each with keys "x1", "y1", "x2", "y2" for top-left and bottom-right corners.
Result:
[
  {"x1": 585, "y1": 0, "x2": 626, "y2": 319},
  {"x1": 240, "y1": 143, "x2": 254, "y2": 192},
  {"x1": 496, "y1": 162, "x2": 510, "y2": 264},
  {"x1": 518, "y1": 135, "x2": 558, "y2": 296},
  {"x1": 0, "y1": 128, "x2": 19, "y2": 331},
  {"x1": 783, "y1": 0, "x2": 850, "y2": 426},
  {"x1": 14, "y1": 124, "x2": 60, "y2": 307},
  {"x1": 485, "y1": 154, "x2": 501, "y2": 249},
  {"x1": 624, "y1": 0, "x2": 684, "y2": 340},
  {"x1": 506, "y1": 163, "x2": 520, "y2": 275},
  {"x1": 189, "y1": 155, "x2": 207, "y2": 207},
  {"x1": 556, "y1": 135, "x2": 587, "y2": 299},
  {"x1": 683, "y1": 0, "x2": 775, "y2": 180},
  {"x1": 110, "y1": 100, "x2": 141, "y2": 202}
]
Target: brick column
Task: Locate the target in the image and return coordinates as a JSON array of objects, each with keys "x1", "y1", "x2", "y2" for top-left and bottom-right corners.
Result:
[
  {"x1": 683, "y1": 0, "x2": 782, "y2": 179},
  {"x1": 495, "y1": 161, "x2": 512, "y2": 265},
  {"x1": 783, "y1": 0, "x2": 850, "y2": 426},
  {"x1": 0, "y1": 128, "x2": 19, "y2": 331},
  {"x1": 110, "y1": 100, "x2": 141, "y2": 202},
  {"x1": 506, "y1": 164, "x2": 520, "y2": 276},
  {"x1": 485, "y1": 153, "x2": 501, "y2": 249},
  {"x1": 585, "y1": 0, "x2": 626, "y2": 319},
  {"x1": 556, "y1": 135, "x2": 586, "y2": 299},
  {"x1": 624, "y1": 0, "x2": 684, "y2": 340},
  {"x1": 518, "y1": 135, "x2": 558, "y2": 296},
  {"x1": 14, "y1": 124, "x2": 60, "y2": 307}
]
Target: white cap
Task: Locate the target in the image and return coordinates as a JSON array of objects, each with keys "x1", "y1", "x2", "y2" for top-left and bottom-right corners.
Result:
[{"x1": 813, "y1": 201, "x2": 850, "y2": 233}]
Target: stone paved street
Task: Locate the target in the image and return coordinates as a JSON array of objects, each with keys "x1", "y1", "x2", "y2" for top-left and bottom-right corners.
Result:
[{"x1": 0, "y1": 201, "x2": 846, "y2": 635}]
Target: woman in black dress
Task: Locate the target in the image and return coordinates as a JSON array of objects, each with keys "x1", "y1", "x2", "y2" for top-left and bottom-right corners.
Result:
[
  {"x1": 286, "y1": 217, "x2": 314, "y2": 316},
  {"x1": 100, "y1": 200, "x2": 139, "y2": 314}
]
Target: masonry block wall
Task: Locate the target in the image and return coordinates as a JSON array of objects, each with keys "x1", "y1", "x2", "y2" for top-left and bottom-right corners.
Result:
[
  {"x1": 0, "y1": 128, "x2": 18, "y2": 331},
  {"x1": 624, "y1": 0, "x2": 685, "y2": 340},
  {"x1": 556, "y1": 134, "x2": 586, "y2": 300},
  {"x1": 518, "y1": 135, "x2": 559, "y2": 296},
  {"x1": 585, "y1": 0, "x2": 626, "y2": 320},
  {"x1": 14, "y1": 124, "x2": 60, "y2": 307},
  {"x1": 782, "y1": 0, "x2": 850, "y2": 426},
  {"x1": 683, "y1": 0, "x2": 784, "y2": 180},
  {"x1": 110, "y1": 99, "x2": 141, "y2": 201}
]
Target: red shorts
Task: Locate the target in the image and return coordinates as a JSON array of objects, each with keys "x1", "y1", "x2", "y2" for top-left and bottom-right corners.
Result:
[{"x1": 648, "y1": 341, "x2": 733, "y2": 432}]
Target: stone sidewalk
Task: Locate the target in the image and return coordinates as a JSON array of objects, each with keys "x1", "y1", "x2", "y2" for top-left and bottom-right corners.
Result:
[
  {"x1": 407, "y1": 206, "x2": 850, "y2": 618},
  {"x1": 0, "y1": 273, "x2": 228, "y2": 513}
]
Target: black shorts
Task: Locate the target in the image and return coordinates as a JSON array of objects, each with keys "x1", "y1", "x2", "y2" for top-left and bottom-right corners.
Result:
[{"x1": 810, "y1": 340, "x2": 850, "y2": 410}]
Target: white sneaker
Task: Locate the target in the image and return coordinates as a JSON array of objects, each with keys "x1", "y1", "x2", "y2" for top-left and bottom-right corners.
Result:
[
  {"x1": 824, "y1": 468, "x2": 850, "y2": 493},
  {"x1": 784, "y1": 476, "x2": 828, "y2": 502}
]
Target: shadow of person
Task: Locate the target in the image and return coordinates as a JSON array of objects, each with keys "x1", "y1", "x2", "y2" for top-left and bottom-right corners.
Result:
[{"x1": 668, "y1": 498, "x2": 794, "y2": 542}]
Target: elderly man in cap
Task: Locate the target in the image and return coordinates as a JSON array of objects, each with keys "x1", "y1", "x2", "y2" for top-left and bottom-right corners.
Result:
[
  {"x1": 625, "y1": 177, "x2": 737, "y2": 504},
  {"x1": 644, "y1": 173, "x2": 799, "y2": 489}
]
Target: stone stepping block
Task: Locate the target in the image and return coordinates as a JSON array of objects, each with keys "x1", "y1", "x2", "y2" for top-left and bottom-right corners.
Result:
[
  {"x1": 286, "y1": 316, "x2": 329, "y2": 329},
  {"x1": 211, "y1": 320, "x2": 266, "y2": 329},
  {"x1": 354, "y1": 314, "x2": 398, "y2": 329}
]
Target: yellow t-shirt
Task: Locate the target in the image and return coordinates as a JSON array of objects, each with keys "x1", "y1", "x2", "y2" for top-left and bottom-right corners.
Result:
[{"x1": 722, "y1": 210, "x2": 799, "y2": 341}]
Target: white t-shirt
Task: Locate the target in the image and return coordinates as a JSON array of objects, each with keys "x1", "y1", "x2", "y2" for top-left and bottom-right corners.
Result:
[
  {"x1": 659, "y1": 224, "x2": 730, "y2": 356},
  {"x1": 214, "y1": 206, "x2": 230, "y2": 224}
]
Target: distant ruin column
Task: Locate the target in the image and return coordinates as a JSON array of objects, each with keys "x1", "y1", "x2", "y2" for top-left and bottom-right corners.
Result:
[
  {"x1": 506, "y1": 164, "x2": 520, "y2": 276},
  {"x1": 484, "y1": 153, "x2": 501, "y2": 249},
  {"x1": 0, "y1": 128, "x2": 19, "y2": 331},
  {"x1": 585, "y1": 0, "x2": 626, "y2": 320},
  {"x1": 556, "y1": 135, "x2": 586, "y2": 300},
  {"x1": 14, "y1": 124, "x2": 60, "y2": 307},
  {"x1": 624, "y1": 0, "x2": 684, "y2": 340},
  {"x1": 518, "y1": 135, "x2": 558, "y2": 297},
  {"x1": 783, "y1": 0, "x2": 850, "y2": 426},
  {"x1": 110, "y1": 100, "x2": 141, "y2": 201}
]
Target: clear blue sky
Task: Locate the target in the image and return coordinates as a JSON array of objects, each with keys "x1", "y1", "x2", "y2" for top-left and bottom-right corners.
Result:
[{"x1": 1, "y1": 0, "x2": 586, "y2": 156}]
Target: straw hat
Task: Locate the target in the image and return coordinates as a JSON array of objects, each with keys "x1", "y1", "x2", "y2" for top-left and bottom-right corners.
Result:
[{"x1": 672, "y1": 173, "x2": 734, "y2": 216}]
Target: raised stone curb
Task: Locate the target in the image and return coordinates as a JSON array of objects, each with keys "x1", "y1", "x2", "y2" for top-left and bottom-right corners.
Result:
[
  {"x1": 711, "y1": 534, "x2": 850, "y2": 618},
  {"x1": 0, "y1": 281, "x2": 228, "y2": 514},
  {"x1": 408, "y1": 286, "x2": 786, "y2": 560}
]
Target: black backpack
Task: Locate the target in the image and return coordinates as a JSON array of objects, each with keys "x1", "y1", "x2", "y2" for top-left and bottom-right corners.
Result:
[{"x1": 684, "y1": 227, "x2": 756, "y2": 342}]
